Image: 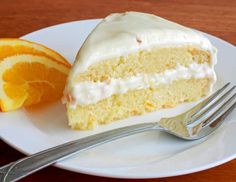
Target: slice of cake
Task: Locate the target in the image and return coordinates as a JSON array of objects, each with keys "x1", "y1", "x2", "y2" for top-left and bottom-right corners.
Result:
[{"x1": 63, "y1": 12, "x2": 217, "y2": 130}]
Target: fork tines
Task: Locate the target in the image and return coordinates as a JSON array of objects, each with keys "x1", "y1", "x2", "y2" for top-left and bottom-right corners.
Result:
[{"x1": 187, "y1": 82, "x2": 236, "y2": 128}]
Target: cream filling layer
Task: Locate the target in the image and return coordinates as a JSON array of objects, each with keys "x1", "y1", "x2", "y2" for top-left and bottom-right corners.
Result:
[{"x1": 69, "y1": 62, "x2": 216, "y2": 108}]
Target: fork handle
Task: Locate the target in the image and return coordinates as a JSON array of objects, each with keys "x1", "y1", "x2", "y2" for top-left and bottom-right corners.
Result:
[{"x1": 0, "y1": 122, "x2": 160, "y2": 182}]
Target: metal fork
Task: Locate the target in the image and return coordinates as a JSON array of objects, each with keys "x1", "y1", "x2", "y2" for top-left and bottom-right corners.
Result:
[{"x1": 0, "y1": 82, "x2": 235, "y2": 182}]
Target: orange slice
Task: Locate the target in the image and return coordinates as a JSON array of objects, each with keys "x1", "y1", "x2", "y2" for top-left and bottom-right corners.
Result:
[
  {"x1": 0, "y1": 38, "x2": 70, "y2": 66},
  {"x1": 0, "y1": 54, "x2": 70, "y2": 111}
]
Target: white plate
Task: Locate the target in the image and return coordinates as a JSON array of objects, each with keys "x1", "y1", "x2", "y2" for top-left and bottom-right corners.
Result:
[{"x1": 0, "y1": 19, "x2": 236, "y2": 179}]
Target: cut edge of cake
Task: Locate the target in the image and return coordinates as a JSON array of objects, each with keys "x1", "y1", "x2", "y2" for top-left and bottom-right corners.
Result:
[{"x1": 63, "y1": 11, "x2": 217, "y2": 130}]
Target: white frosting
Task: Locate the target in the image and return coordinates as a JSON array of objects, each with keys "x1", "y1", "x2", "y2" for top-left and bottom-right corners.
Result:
[
  {"x1": 69, "y1": 62, "x2": 216, "y2": 108},
  {"x1": 68, "y1": 11, "x2": 216, "y2": 80},
  {"x1": 64, "y1": 12, "x2": 217, "y2": 107}
]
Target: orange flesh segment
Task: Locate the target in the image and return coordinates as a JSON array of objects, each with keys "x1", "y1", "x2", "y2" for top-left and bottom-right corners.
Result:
[
  {"x1": 0, "y1": 38, "x2": 71, "y2": 112},
  {"x1": 2, "y1": 61, "x2": 68, "y2": 110},
  {"x1": 0, "y1": 45, "x2": 70, "y2": 67},
  {"x1": 0, "y1": 38, "x2": 71, "y2": 67}
]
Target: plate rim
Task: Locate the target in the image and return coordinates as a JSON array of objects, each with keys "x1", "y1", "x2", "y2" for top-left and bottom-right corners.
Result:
[
  {"x1": 2, "y1": 131, "x2": 236, "y2": 179},
  {"x1": 0, "y1": 18, "x2": 235, "y2": 179}
]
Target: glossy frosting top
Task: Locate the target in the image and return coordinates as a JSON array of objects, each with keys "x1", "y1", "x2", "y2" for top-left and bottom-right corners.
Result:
[
  {"x1": 70, "y1": 11, "x2": 215, "y2": 77},
  {"x1": 64, "y1": 12, "x2": 217, "y2": 107}
]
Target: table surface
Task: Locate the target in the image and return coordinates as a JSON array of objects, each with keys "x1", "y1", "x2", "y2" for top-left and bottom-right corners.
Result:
[{"x1": 1, "y1": 0, "x2": 236, "y2": 181}]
